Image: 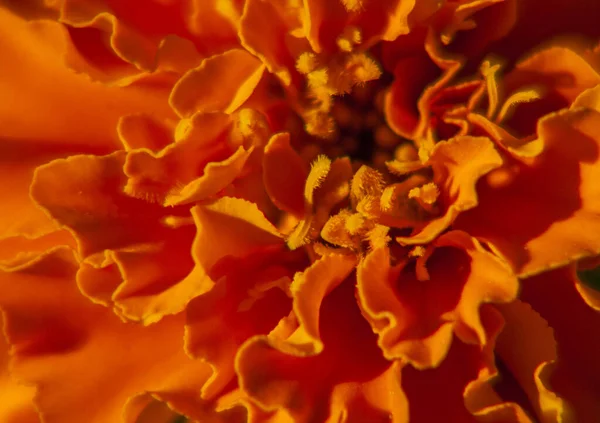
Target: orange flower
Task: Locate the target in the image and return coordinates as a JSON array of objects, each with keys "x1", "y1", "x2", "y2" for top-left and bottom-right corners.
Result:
[{"x1": 1, "y1": 1, "x2": 600, "y2": 422}]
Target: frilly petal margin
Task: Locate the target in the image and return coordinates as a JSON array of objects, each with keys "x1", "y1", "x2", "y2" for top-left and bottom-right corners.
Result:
[
  {"x1": 357, "y1": 230, "x2": 519, "y2": 369},
  {"x1": 185, "y1": 245, "x2": 306, "y2": 400},
  {"x1": 0, "y1": 247, "x2": 230, "y2": 423},
  {"x1": 402, "y1": 305, "x2": 504, "y2": 422},
  {"x1": 493, "y1": 300, "x2": 569, "y2": 422},
  {"x1": 455, "y1": 98, "x2": 600, "y2": 277},
  {"x1": 0, "y1": 9, "x2": 173, "y2": 241},
  {"x1": 397, "y1": 136, "x2": 504, "y2": 245},
  {"x1": 519, "y1": 266, "x2": 600, "y2": 422},
  {"x1": 236, "y1": 254, "x2": 402, "y2": 422},
  {"x1": 30, "y1": 152, "x2": 200, "y2": 323},
  {"x1": 169, "y1": 49, "x2": 266, "y2": 118}
]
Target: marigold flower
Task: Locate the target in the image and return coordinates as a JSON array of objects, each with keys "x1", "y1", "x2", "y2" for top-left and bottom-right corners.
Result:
[{"x1": 1, "y1": 0, "x2": 600, "y2": 422}]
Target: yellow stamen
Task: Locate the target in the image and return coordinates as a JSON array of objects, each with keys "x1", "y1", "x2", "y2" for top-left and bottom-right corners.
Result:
[
  {"x1": 350, "y1": 165, "x2": 384, "y2": 205},
  {"x1": 340, "y1": 0, "x2": 366, "y2": 12},
  {"x1": 296, "y1": 52, "x2": 319, "y2": 74},
  {"x1": 409, "y1": 246, "x2": 426, "y2": 258},
  {"x1": 480, "y1": 60, "x2": 502, "y2": 119}
]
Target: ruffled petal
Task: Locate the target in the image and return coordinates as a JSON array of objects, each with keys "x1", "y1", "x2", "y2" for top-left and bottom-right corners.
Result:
[
  {"x1": 357, "y1": 231, "x2": 518, "y2": 368},
  {"x1": 455, "y1": 106, "x2": 600, "y2": 276},
  {"x1": 124, "y1": 112, "x2": 234, "y2": 204},
  {"x1": 30, "y1": 153, "x2": 204, "y2": 323},
  {"x1": 118, "y1": 114, "x2": 175, "y2": 152},
  {"x1": 185, "y1": 246, "x2": 305, "y2": 398},
  {"x1": 402, "y1": 305, "x2": 504, "y2": 422},
  {"x1": 170, "y1": 49, "x2": 266, "y2": 118},
  {"x1": 0, "y1": 10, "x2": 173, "y2": 240},
  {"x1": 0, "y1": 316, "x2": 39, "y2": 423},
  {"x1": 493, "y1": 300, "x2": 569, "y2": 423},
  {"x1": 519, "y1": 267, "x2": 600, "y2": 422},
  {"x1": 397, "y1": 136, "x2": 503, "y2": 245},
  {"x1": 263, "y1": 133, "x2": 308, "y2": 218},
  {"x1": 0, "y1": 247, "x2": 221, "y2": 423},
  {"x1": 239, "y1": 0, "x2": 299, "y2": 86},
  {"x1": 237, "y1": 260, "x2": 392, "y2": 422}
]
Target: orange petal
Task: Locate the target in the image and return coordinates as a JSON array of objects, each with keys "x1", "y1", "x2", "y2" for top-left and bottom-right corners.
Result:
[
  {"x1": 397, "y1": 136, "x2": 503, "y2": 245},
  {"x1": 263, "y1": 133, "x2": 308, "y2": 218},
  {"x1": 31, "y1": 153, "x2": 205, "y2": 323},
  {"x1": 402, "y1": 305, "x2": 504, "y2": 422},
  {"x1": 0, "y1": 247, "x2": 218, "y2": 423},
  {"x1": 303, "y1": 0, "x2": 348, "y2": 53},
  {"x1": 76, "y1": 252, "x2": 123, "y2": 307},
  {"x1": 0, "y1": 230, "x2": 75, "y2": 268},
  {"x1": 519, "y1": 267, "x2": 600, "y2": 422},
  {"x1": 240, "y1": 0, "x2": 296, "y2": 86},
  {"x1": 124, "y1": 112, "x2": 233, "y2": 204},
  {"x1": 237, "y1": 270, "x2": 390, "y2": 422},
  {"x1": 455, "y1": 107, "x2": 600, "y2": 276},
  {"x1": 118, "y1": 114, "x2": 175, "y2": 152},
  {"x1": 164, "y1": 146, "x2": 253, "y2": 206},
  {"x1": 494, "y1": 300, "x2": 569, "y2": 423},
  {"x1": 356, "y1": 246, "x2": 453, "y2": 368},
  {"x1": 0, "y1": 315, "x2": 39, "y2": 423},
  {"x1": 358, "y1": 232, "x2": 518, "y2": 368},
  {"x1": 123, "y1": 394, "x2": 181, "y2": 423},
  {"x1": 185, "y1": 246, "x2": 305, "y2": 398},
  {"x1": 170, "y1": 49, "x2": 266, "y2": 118},
  {"x1": 501, "y1": 47, "x2": 600, "y2": 136},
  {"x1": 191, "y1": 196, "x2": 283, "y2": 270},
  {"x1": 31, "y1": 153, "x2": 177, "y2": 257},
  {"x1": 0, "y1": 11, "x2": 173, "y2": 240}
]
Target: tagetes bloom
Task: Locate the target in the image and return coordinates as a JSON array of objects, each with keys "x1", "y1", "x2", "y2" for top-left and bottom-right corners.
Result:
[{"x1": 1, "y1": 0, "x2": 600, "y2": 422}]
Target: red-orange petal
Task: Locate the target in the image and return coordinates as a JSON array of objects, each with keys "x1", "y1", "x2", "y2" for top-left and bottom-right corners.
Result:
[
  {"x1": 519, "y1": 267, "x2": 600, "y2": 422},
  {"x1": 0, "y1": 11, "x2": 173, "y2": 240},
  {"x1": 185, "y1": 245, "x2": 305, "y2": 399},
  {"x1": 402, "y1": 305, "x2": 504, "y2": 422},
  {"x1": 170, "y1": 49, "x2": 266, "y2": 118},
  {"x1": 0, "y1": 315, "x2": 39, "y2": 423},
  {"x1": 397, "y1": 136, "x2": 503, "y2": 245},
  {"x1": 263, "y1": 133, "x2": 308, "y2": 218},
  {"x1": 0, "y1": 247, "x2": 218, "y2": 423},
  {"x1": 455, "y1": 106, "x2": 600, "y2": 276},
  {"x1": 237, "y1": 267, "x2": 391, "y2": 422},
  {"x1": 358, "y1": 231, "x2": 518, "y2": 368}
]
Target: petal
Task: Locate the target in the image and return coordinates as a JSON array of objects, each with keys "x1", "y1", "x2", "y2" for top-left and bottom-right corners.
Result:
[
  {"x1": 240, "y1": 0, "x2": 297, "y2": 86},
  {"x1": 237, "y1": 267, "x2": 390, "y2": 422},
  {"x1": 397, "y1": 136, "x2": 503, "y2": 245},
  {"x1": 519, "y1": 267, "x2": 600, "y2": 422},
  {"x1": 356, "y1": 246, "x2": 454, "y2": 368},
  {"x1": 124, "y1": 112, "x2": 233, "y2": 204},
  {"x1": 357, "y1": 231, "x2": 518, "y2": 368},
  {"x1": 0, "y1": 316, "x2": 39, "y2": 423},
  {"x1": 31, "y1": 153, "x2": 203, "y2": 323},
  {"x1": 402, "y1": 305, "x2": 504, "y2": 422},
  {"x1": 502, "y1": 47, "x2": 600, "y2": 136},
  {"x1": 118, "y1": 114, "x2": 175, "y2": 152},
  {"x1": 494, "y1": 300, "x2": 569, "y2": 423},
  {"x1": 302, "y1": 0, "x2": 348, "y2": 53},
  {"x1": 185, "y1": 246, "x2": 305, "y2": 398},
  {"x1": 169, "y1": 49, "x2": 266, "y2": 118},
  {"x1": 192, "y1": 196, "x2": 283, "y2": 270},
  {"x1": 164, "y1": 146, "x2": 253, "y2": 206},
  {"x1": 31, "y1": 153, "x2": 176, "y2": 257},
  {"x1": 0, "y1": 230, "x2": 75, "y2": 268},
  {"x1": 0, "y1": 247, "x2": 219, "y2": 423},
  {"x1": 455, "y1": 107, "x2": 600, "y2": 276},
  {"x1": 263, "y1": 133, "x2": 308, "y2": 218},
  {"x1": 0, "y1": 11, "x2": 173, "y2": 239}
]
